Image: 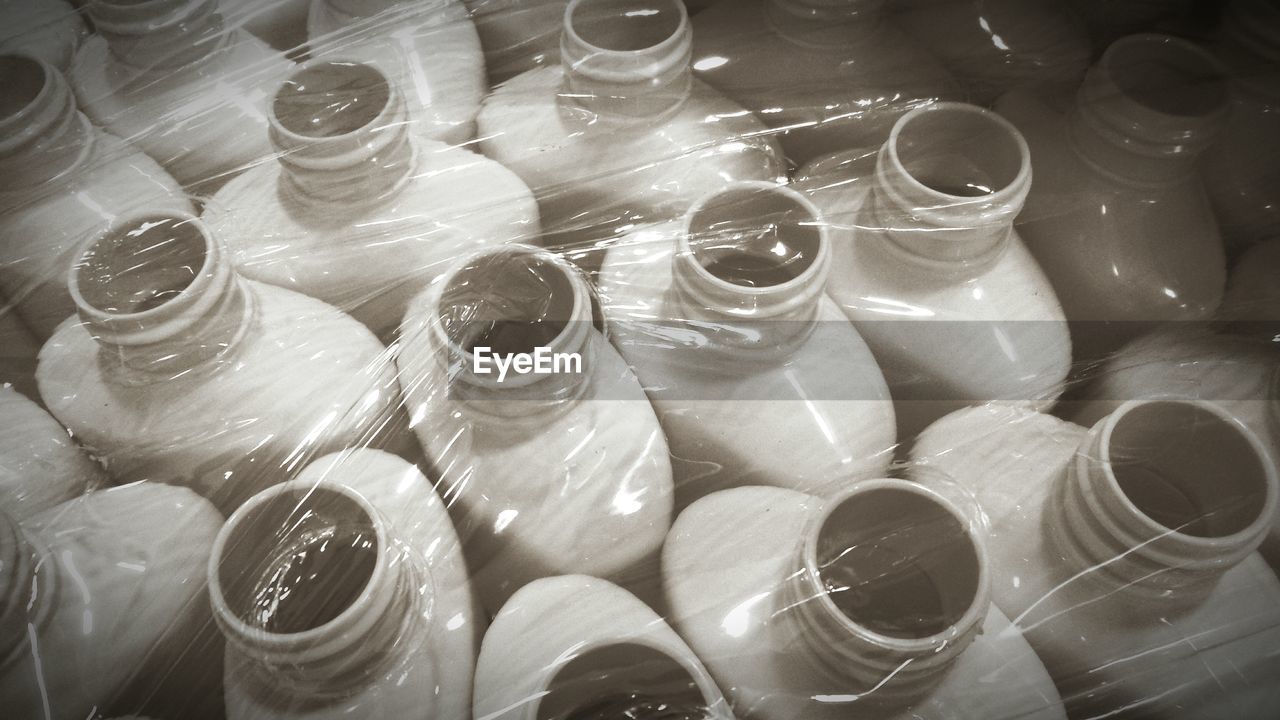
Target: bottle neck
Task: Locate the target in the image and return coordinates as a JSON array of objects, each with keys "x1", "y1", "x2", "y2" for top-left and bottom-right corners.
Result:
[
  {"x1": 210, "y1": 482, "x2": 428, "y2": 697},
  {"x1": 765, "y1": 0, "x2": 884, "y2": 47},
  {"x1": 0, "y1": 55, "x2": 93, "y2": 192},
  {"x1": 1051, "y1": 400, "x2": 1278, "y2": 603},
  {"x1": 867, "y1": 102, "x2": 1030, "y2": 269},
  {"x1": 783, "y1": 480, "x2": 990, "y2": 706},
  {"x1": 69, "y1": 213, "x2": 255, "y2": 379},
  {"x1": 427, "y1": 246, "x2": 597, "y2": 421},
  {"x1": 0, "y1": 511, "x2": 59, "y2": 669},
  {"x1": 670, "y1": 181, "x2": 831, "y2": 357},
  {"x1": 1216, "y1": 0, "x2": 1280, "y2": 100},
  {"x1": 269, "y1": 61, "x2": 416, "y2": 212},
  {"x1": 560, "y1": 0, "x2": 694, "y2": 124},
  {"x1": 88, "y1": 0, "x2": 228, "y2": 71},
  {"x1": 1068, "y1": 34, "x2": 1228, "y2": 188}
]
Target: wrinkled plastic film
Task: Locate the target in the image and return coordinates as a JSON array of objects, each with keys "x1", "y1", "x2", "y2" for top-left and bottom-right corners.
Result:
[{"x1": 1, "y1": 1, "x2": 1279, "y2": 719}]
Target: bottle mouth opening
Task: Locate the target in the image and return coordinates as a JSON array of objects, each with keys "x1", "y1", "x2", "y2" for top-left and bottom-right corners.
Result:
[
  {"x1": 439, "y1": 249, "x2": 586, "y2": 361},
  {"x1": 1103, "y1": 401, "x2": 1275, "y2": 541},
  {"x1": 812, "y1": 484, "x2": 983, "y2": 642},
  {"x1": 0, "y1": 55, "x2": 46, "y2": 124},
  {"x1": 214, "y1": 485, "x2": 383, "y2": 639},
  {"x1": 567, "y1": 0, "x2": 687, "y2": 54},
  {"x1": 536, "y1": 642, "x2": 713, "y2": 720},
  {"x1": 686, "y1": 184, "x2": 825, "y2": 291},
  {"x1": 889, "y1": 103, "x2": 1028, "y2": 203},
  {"x1": 1102, "y1": 35, "x2": 1228, "y2": 119},
  {"x1": 73, "y1": 215, "x2": 210, "y2": 318},
  {"x1": 273, "y1": 61, "x2": 391, "y2": 140}
]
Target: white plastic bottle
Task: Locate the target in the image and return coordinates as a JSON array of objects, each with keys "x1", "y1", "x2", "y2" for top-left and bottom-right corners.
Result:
[{"x1": 0, "y1": 386, "x2": 101, "y2": 519}]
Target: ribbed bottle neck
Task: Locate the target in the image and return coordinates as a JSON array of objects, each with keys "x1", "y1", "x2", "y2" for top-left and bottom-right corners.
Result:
[
  {"x1": 1050, "y1": 400, "x2": 1278, "y2": 604},
  {"x1": 0, "y1": 55, "x2": 93, "y2": 192},
  {"x1": 427, "y1": 245, "x2": 597, "y2": 421},
  {"x1": 670, "y1": 181, "x2": 830, "y2": 357},
  {"x1": 88, "y1": 0, "x2": 228, "y2": 71},
  {"x1": 69, "y1": 213, "x2": 254, "y2": 380},
  {"x1": 765, "y1": 0, "x2": 884, "y2": 46},
  {"x1": 210, "y1": 482, "x2": 429, "y2": 697},
  {"x1": 560, "y1": 0, "x2": 694, "y2": 125},
  {"x1": 782, "y1": 480, "x2": 990, "y2": 706},
  {"x1": 1068, "y1": 34, "x2": 1229, "y2": 187},
  {"x1": 867, "y1": 102, "x2": 1030, "y2": 270},
  {"x1": 269, "y1": 60, "x2": 416, "y2": 212},
  {"x1": 0, "y1": 511, "x2": 59, "y2": 669}
]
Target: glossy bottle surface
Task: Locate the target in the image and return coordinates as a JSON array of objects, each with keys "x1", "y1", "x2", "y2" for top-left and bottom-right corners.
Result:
[
  {"x1": 475, "y1": 575, "x2": 732, "y2": 720},
  {"x1": 69, "y1": 0, "x2": 295, "y2": 192},
  {"x1": 801, "y1": 103, "x2": 1070, "y2": 442},
  {"x1": 0, "y1": 483, "x2": 223, "y2": 720},
  {"x1": 478, "y1": 0, "x2": 785, "y2": 255},
  {"x1": 38, "y1": 213, "x2": 408, "y2": 513},
  {"x1": 1201, "y1": 0, "x2": 1280, "y2": 252},
  {"x1": 893, "y1": 0, "x2": 1091, "y2": 104},
  {"x1": 204, "y1": 60, "x2": 539, "y2": 339},
  {"x1": 664, "y1": 481, "x2": 1067, "y2": 720},
  {"x1": 911, "y1": 401, "x2": 1280, "y2": 718},
  {"x1": 599, "y1": 182, "x2": 895, "y2": 507},
  {"x1": 691, "y1": 0, "x2": 960, "y2": 165},
  {"x1": 0, "y1": 0, "x2": 86, "y2": 70},
  {"x1": 213, "y1": 449, "x2": 477, "y2": 720},
  {"x1": 396, "y1": 246, "x2": 674, "y2": 613},
  {"x1": 0, "y1": 385, "x2": 101, "y2": 519},
  {"x1": 464, "y1": 0, "x2": 567, "y2": 83},
  {"x1": 308, "y1": 0, "x2": 486, "y2": 147},
  {"x1": 999, "y1": 34, "x2": 1229, "y2": 358},
  {"x1": 0, "y1": 55, "x2": 192, "y2": 339}
]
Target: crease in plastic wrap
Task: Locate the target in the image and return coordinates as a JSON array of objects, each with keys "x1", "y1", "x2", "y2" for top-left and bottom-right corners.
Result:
[{"x1": 1, "y1": 0, "x2": 1278, "y2": 719}]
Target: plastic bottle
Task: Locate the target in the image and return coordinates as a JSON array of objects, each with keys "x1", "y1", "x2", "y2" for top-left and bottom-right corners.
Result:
[
  {"x1": 474, "y1": 575, "x2": 733, "y2": 720},
  {"x1": 221, "y1": 0, "x2": 312, "y2": 52},
  {"x1": 396, "y1": 245, "x2": 674, "y2": 613},
  {"x1": 0, "y1": 0, "x2": 86, "y2": 71},
  {"x1": 998, "y1": 34, "x2": 1230, "y2": 360},
  {"x1": 0, "y1": 55, "x2": 192, "y2": 340},
  {"x1": 690, "y1": 0, "x2": 960, "y2": 166},
  {"x1": 598, "y1": 181, "x2": 895, "y2": 508},
  {"x1": 664, "y1": 480, "x2": 1067, "y2": 720},
  {"x1": 0, "y1": 483, "x2": 223, "y2": 720},
  {"x1": 1201, "y1": 0, "x2": 1280, "y2": 252},
  {"x1": 911, "y1": 400, "x2": 1280, "y2": 718},
  {"x1": 800, "y1": 102, "x2": 1071, "y2": 442},
  {"x1": 69, "y1": 0, "x2": 295, "y2": 192},
  {"x1": 0, "y1": 297, "x2": 42, "y2": 402},
  {"x1": 463, "y1": 0, "x2": 567, "y2": 83},
  {"x1": 0, "y1": 385, "x2": 101, "y2": 519},
  {"x1": 477, "y1": 0, "x2": 785, "y2": 256},
  {"x1": 892, "y1": 0, "x2": 1091, "y2": 105},
  {"x1": 38, "y1": 212, "x2": 408, "y2": 513},
  {"x1": 307, "y1": 0, "x2": 486, "y2": 147},
  {"x1": 211, "y1": 449, "x2": 477, "y2": 720},
  {"x1": 203, "y1": 59, "x2": 539, "y2": 339}
]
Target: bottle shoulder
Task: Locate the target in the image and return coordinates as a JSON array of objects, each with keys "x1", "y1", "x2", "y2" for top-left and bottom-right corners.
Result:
[{"x1": 0, "y1": 386, "x2": 102, "y2": 520}]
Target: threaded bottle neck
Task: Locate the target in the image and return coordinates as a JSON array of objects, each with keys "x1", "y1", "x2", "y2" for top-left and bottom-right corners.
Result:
[
  {"x1": 210, "y1": 482, "x2": 429, "y2": 697},
  {"x1": 560, "y1": 0, "x2": 693, "y2": 124},
  {"x1": 0, "y1": 510, "x2": 58, "y2": 668},
  {"x1": 269, "y1": 60, "x2": 416, "y2": 211},
  {"x1": 783, "y1": 480, "x2": 990, "y2": 707},
  {"x1": 671, "y1": 181, "x2": 830, "y2": 356},
  {"x1": 765, "y1": 0, "x2": 884, "y2": 46},
  {"x1": 869, "y1": 102, "x2": 1030, "y2": 268},
  {"x1": 69, "y1": 213, "x2": 254, "y2": 379},
  {"x1": 1068, "y1": 34, "x2": 1229, "y2": 187},
  {"x1": 0, "y1": 55, "x2": 92, "y2": 192},
  {"x1": 88, "y1": 0, "x2": 227, "y2": 70},
  {"x1": 1051, "y1": 400, "x2": 1278, "y2": 603},
  {"x1": 425, "y1": 245, "x2": 597, "y2": 420}
]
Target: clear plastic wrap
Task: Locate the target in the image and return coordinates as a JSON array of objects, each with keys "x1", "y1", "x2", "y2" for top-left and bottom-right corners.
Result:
[{"x1": 1, "y1": 0, "x2": 1279, "y2": 719}]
